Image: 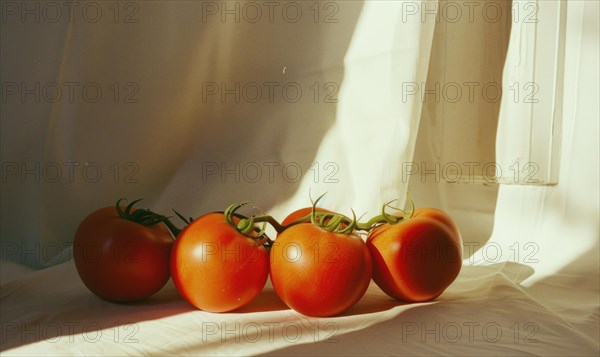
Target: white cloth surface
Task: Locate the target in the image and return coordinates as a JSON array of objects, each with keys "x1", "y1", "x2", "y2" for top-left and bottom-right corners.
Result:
[{"x1": 1, "y1": 259, "x2": 597, "y2": 356}]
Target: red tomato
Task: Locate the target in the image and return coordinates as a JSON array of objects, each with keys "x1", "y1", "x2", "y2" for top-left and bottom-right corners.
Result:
[
  {"x1": 367, "y1": 208, "x2": 462, "y2": 302},
  {"x1": 270, "y1": 222, "x2": 372, "y2": 317},
  {"x1": 73, "y1": 206, "x2": 173, "y2": 302},
  {"x1": 171, "y1": 212, "x2": 269, "y2": 312}
]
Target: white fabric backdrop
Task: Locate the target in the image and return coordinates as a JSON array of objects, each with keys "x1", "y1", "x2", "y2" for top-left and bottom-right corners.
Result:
[
  {"x1": 1, "y1": 0, "x2": 433, "y2": 268},
  {"x1": 1, "y1": 0, "x2": 598, "y2": 355}
]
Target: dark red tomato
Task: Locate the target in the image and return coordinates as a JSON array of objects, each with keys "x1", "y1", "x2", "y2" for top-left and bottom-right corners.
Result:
[
  {"x1": 171, "y1": 212, "x2": 269, "y2": 312},
  {"x1": 270, "y1": 223, "x2": 372, "y2": 317},
  {"x1": 367, "y1": 208, "x2": 462, "y2": 302},
  {"x1": 281, "y1": 207, "x2": 336, "y2": 226},
  {"x1": 73, "y1": 206, "x2": 173, "y2": 302}
]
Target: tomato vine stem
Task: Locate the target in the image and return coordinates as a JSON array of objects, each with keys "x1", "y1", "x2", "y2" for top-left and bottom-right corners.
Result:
[
  {"x1": 224, "y1": 202, "x2": 274, "y2": 247},
  {"x1": 221, "y1": 196, "x2": 415, "y2": 243},
  {"x1": 354, "y1": 198, "x2": 416, "y2": 230}
]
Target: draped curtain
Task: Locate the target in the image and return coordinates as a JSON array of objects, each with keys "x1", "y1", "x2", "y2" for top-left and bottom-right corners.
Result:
[{"x1": 2, "y1": 0, "x2": 437, "y2": 267}]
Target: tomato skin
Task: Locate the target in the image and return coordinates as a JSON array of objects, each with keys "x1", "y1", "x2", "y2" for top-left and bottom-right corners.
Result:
[
  {"x1": 171, "y1": 213, "x2": 269, "y2": 313},
  {"x1": 367, "y1": 208, "x2": 462, "y2": 302},
  {"x1": 73, "y1": 207, "x2": 173, "y2": 302},
  {"x1": 270, "y1": 223, "x2": 372, "y2": 317}
]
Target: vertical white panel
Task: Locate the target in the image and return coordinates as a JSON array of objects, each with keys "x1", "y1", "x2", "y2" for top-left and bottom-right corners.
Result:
[{"x1": 497, "y1": 0, "x2": 566, "y2": 185}]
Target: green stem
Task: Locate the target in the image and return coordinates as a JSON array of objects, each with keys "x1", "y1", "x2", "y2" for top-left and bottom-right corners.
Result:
[
  {"x1": 221, "y1": 196, "x2": 416, "y2": 242},
  {"x1": 251, "y1": 215, "x2": 288, "y2": 234},
  {"x1": 115, "y1": 198, "x2": 183, "y2": 238},
  {"x1": 162, "y1": 218, "x2": 182, "y2": 237},
  {"x1": 223, "y1": 203, "x2": 274, "y2": 247},
  {"x1": 354, "y1": 198, "x2": 416, "y2": 230},
  {"x1": 355, "y1": 215, "x2": 393, "y2": 231}
]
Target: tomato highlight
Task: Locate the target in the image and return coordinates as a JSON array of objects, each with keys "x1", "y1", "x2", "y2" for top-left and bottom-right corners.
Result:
[
  {"x1": 269, "y1": 207, "x2": 372, "y2": 317},
  {"x1": 367, "y1": 208, "x2": 462, "y2": 302},
  {"x1": 170, "y1": 212, "x2": 269, "y2": 312}
]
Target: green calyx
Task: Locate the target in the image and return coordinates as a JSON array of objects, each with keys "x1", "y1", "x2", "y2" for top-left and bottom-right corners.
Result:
[
  {"x1": 116, "y1": 198, "x2": 168, "y2": 226},
  {"x1": 115, "y1": 198, "x2": 186, "y2": 238},
  {"x1": 172, "y1": 209, "x2": 194, "y2": 226},
  {"x1": 219, "y1": 194, "x2": 416, "y2": 242},
  {"x1": 354, "y1": 198, "x2": 415, "y2": 231},
  {"x1": 308, "y1": 193, "x2": 357, "y2": 234},
  {"x1": 115, "y1": 194, "x2": 415, "y2": 241},
  {"x1": 275, "y1": 193, "x2": 415, "y2": 234},
  {"x1": 224, "y1": 202, "x2": 273, "y2": 246}
]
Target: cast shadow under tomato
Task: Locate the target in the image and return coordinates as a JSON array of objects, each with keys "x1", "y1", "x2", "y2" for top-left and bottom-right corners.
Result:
[
  {"x1": 257, "y1": 263, "x2": 543, "y2": 356},
  {"x1": 0, "y1": 262, "x2": 189, "y2": 352}
]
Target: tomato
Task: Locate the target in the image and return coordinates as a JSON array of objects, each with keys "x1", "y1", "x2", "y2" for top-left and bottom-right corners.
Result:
[
  {"x1": 171, "y1": 212, "x2": 269, "y2": 312},
  {"x1": 366, "y1": 208, "x2": 462, "y2": 302},
  {"x1": 270, "y1": 222, "x2": 372, "y2": 317},
  {"x1": 73, "y1": 206, "x2": 174, "y2": 302}
]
